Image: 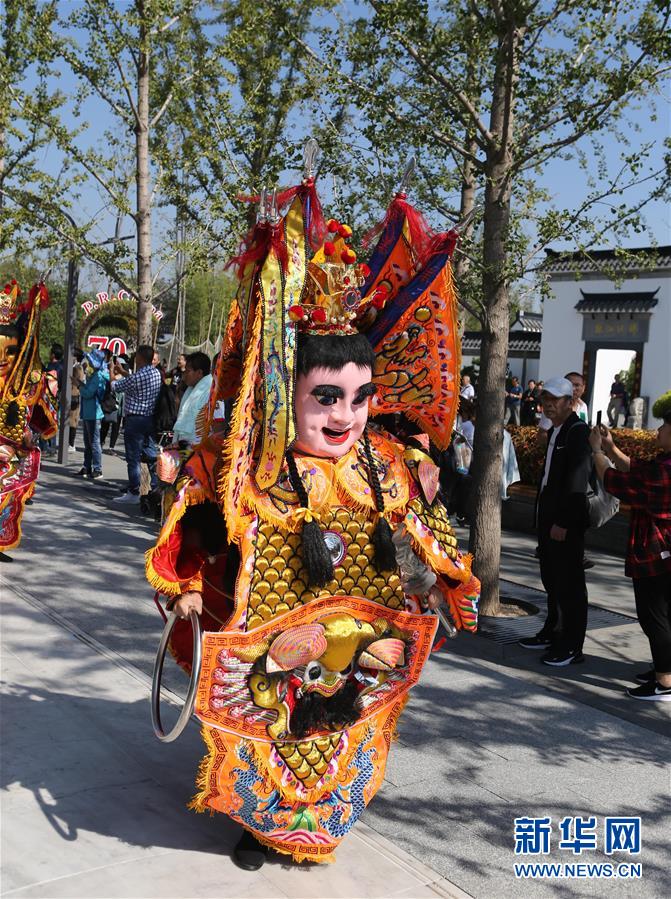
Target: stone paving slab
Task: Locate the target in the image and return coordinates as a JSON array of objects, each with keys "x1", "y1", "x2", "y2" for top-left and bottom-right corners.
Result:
[
  {"x1": 0, "y1": 588, "x2": 461, "y2": 899},
  {"x1": 362, "y1": 651, "x2": 671, "y2": 898}
]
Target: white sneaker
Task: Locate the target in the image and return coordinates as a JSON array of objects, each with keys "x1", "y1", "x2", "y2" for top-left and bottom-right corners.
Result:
[
  {"x1": 67, "y1": 445, "x2": 75, "y2": 453},
  {"x1": 112, "y1": 492, "x2": 140, "y2": 504}
]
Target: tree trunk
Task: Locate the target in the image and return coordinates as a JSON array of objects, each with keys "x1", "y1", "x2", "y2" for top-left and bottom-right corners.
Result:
[
  {"x1": 135, "y1": 0, "x2": 152, "y2": 346},
  {"x1": 453, "y1": 135, "x2": 478, "y2": 332},
  {"x1": 0, "y1": 125, "x2": 5, "y2": 211},
  {"x1": 468, "y1": 19, "x2": 522, "y2": 616},
  {"x1": 453, "y1": 146, "x2": 477, "y2": 284},
  {"x1": 468, "y1": 210, "x2": 510, "y2": 615}
]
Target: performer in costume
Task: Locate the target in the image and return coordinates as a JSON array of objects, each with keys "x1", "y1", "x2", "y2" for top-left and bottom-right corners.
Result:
[
  {"x1": 146, "y1": 172, "x2": 479, "y2": 869},
  {"x1": 0, "y1": 279, "x2": 58, "y2": 559}
]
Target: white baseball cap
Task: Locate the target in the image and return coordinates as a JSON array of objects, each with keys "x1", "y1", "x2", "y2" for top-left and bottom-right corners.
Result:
[{"x1": 541, "y1": 377, "x2": 573, "y2": 398}]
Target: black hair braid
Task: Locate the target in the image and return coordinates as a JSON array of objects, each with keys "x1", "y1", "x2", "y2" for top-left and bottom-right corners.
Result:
[
  {"x1": 362, "y1": 429, "x2": 397, "y2": 571},
  {"x1": 285, "y1": 451, "x2": 334, "y2": 588}
]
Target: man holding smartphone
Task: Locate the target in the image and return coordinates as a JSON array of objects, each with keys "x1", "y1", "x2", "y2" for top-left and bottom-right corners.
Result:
[
  {"x1": 519, "y1": 377, "x2": 593, "y2": 666},
  {"x1": 109, "y1": 345, "x2": 161, "y2": 504}
]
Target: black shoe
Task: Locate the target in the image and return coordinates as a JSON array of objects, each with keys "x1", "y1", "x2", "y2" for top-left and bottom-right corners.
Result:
[
  {"x1": 634, "y1": 668, "x2": 656, "y2": 684},
  {"x1": 0, "y1": 552, "x2": 13, "y2": 563},
  {"x1": 25, "y1": 498, "x2": 33, "y2": 505},
  {"x1": 626, "y1": 681, "x2": 671, "y2": 702},
  {"x1": 582, "y1": 556, "x2": 595, "y2": 570},
  {"x1": 542, "y1": 648, "x2": 585, "y2": 667},
  {"x1": 534, "y1": 545, "x2": 540, "y2": 559},
  {"x1": 90, "y1": 470, "x2": 104, "y2": 480},
  {"x1": 232, "y1": 830, "x2": 268, "y2": 871},
  {"x1": 76, "y1": 467, "x2": 88, "y2": 477},
  {"x1": 518, "y1": 633, "x2": 553, "y2": 650}
]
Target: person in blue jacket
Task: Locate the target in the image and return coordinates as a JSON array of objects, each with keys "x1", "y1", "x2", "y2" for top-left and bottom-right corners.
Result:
[{"x1": 78, "y1": 349, "x2": 109, "y2": 480}]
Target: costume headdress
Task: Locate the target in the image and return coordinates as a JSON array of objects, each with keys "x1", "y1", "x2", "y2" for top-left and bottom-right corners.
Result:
[
  {"x1": 214, "y1": 144, "x2": 462, "y2": 558},
  {"x1": 0, "y1": 279, "x2": 49, "y2": 401},
  {"x1": 0, "y1": 278, "x2": 54, "y2": 442},
  {"x1": 0, "y1": 280, "x2": 21, "y2": 327}
]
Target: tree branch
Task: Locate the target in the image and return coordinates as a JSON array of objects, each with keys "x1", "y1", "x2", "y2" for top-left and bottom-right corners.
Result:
[
  {"x1": 63, "y1": 51, "x2": 134, "y2": 126},
  {"x1": 368, "y1": 0, "x2": 494, "y2": 149},
  {"x1": 112, "y1": 53, "x2": 141, "y2": 126},
  {"x1": 150, "y1": 74, "x2": 193, "y2": 129},
  {"x1": 292, "y1": 34, "x2": 483, "y2": 167},
  {"x1": 0, "y1": 186, "x2": 138, "y2": 299}
]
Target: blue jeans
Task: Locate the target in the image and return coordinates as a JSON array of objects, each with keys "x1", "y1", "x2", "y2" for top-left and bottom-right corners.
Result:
[
  {"x1": 123, "y1": 414, "x2": 157, "y2": 493},
  {"x1": 82, "y1": 419, "x2": 102, "y2": 473}
]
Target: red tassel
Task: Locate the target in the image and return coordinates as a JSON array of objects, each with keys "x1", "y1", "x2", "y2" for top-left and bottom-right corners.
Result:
[
  {"x1": 431, "y1": 636, "x2": 447, "y2": 653},
  {"x1": 25, "y1": 282, "x2": 50, "y2": 312},
  {"x1": 362, "y1": 193, "x2": 437, "y2": 259},
  {"x1": 226, "y1": 221, "x2": 288, "y2": 277},
  {"x1": 237, "y1": 179, "x2": 326, "y2": 251},
  {"x1": 269, "y1": 224, "x2": 289, "y2": 272},
  {"x1": 417, "y1": 230, "x2": 459, "y2": 268},
  {"x1": 298, "y1": 179, "x2": 326, "y2": 250}
]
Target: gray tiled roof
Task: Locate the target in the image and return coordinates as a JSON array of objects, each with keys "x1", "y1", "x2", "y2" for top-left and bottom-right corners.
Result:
[
  {"x1": 575, "y1": 290, "x2": 659, "y2": 313},
  {"x1": 462, "y1": 331, "x2": 542, "y2": 354},
  {"x1": 510, "y1": 311, "x2": 543, "y2": 332},
  {"x1": 541, "y1": 245, "x2": 671, "y2": 274}
]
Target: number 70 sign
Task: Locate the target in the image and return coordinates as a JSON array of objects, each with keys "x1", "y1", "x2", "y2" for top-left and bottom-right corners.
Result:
[{"x1": 87, "y1": 335, "x2": 128, "y2": 356}]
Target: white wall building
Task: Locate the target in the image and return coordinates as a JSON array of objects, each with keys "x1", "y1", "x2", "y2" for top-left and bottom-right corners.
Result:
[{"x1": 538, "y1": 246, "x2": 671, "y2": 426}]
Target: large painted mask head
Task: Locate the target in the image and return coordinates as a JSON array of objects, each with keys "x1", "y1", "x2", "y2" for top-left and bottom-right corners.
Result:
[
  {"x1": 0, "y1": 327, "x2": 20, "y2": 394},
  {"x1": 293, "y1": 334, "x2": 376, "y2": 458},
  {"x1": 246, "y1": 612, "x2": 407, "y2": 741}
]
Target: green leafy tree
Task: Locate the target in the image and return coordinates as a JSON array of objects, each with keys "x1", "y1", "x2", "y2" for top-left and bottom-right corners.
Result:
[
  {"x1": 0, "y1": 0, "x2": 76, "y2": 254},
  {"x1": 157, "y1": 0, "x2": 339, "y2": 256},
  {"x1": 2, "y1": 0, "x2": 209, "y2": 345},
  {"x1": 308, "y1": 0, "x2": 671, "y2": 612}
]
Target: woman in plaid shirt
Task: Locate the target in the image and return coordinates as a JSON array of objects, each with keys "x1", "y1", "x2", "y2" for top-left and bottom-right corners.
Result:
[{"x1": 590, "y1": 402, "x2": 671, "y2": 702}]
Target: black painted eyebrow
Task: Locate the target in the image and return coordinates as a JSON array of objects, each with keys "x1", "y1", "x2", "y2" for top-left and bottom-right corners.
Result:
[
  {"x1": 312, "y1": 385, "x2": 344, "y2": 398},
  {"x1": 354, "y1": 382, "x2": 377, "y2": 400}
]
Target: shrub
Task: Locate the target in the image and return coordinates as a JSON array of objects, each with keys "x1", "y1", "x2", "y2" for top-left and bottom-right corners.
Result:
[
  {"x1": 508, "y1": 426, "x2": 659, "y2": 487},
  {"x1": 652, "y1": 391, "x2": 671, "y2": 421}
]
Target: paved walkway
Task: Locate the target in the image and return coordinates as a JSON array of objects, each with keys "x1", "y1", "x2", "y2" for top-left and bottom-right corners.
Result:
[
  {"x1": 1, "y1": 448, "x2": 669, "y2": 898},
  {"x1": 1, "y1": 587, "x2": 461, "y2": 899}
]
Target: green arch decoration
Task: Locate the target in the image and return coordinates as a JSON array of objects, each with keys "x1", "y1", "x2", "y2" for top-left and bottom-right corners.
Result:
[{"x1": 78, "y1": 298, "x2": 137, "y2": 350}]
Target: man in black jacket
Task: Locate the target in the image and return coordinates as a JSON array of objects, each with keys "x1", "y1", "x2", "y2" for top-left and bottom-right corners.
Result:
[{"x1": 519, "y1": 377, "x2": 592, "y2": 665}]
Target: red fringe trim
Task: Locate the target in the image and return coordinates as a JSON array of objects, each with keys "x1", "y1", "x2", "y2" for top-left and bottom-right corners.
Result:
[
  {"x1": 226, "y1": 222, "x2": 288, "y2": 277},
  {"x1": 237, "y1": 179, "x2": 326, "y2": 251},
  {"x1": 18, "y1": 282, "x2": 50, "y2": 315},
  {"x1": 417, "y1": 230, "x2": 459, "y2": 268},
  {"x1": 362, "y1": 193, "x2": 436, "y2": 258}
]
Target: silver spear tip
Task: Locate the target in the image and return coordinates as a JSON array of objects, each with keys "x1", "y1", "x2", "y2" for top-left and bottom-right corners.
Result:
[
  {"x1": 268, "y1": 187, "x2": 279, "y2": 223},
  {"x1": 257, "y1": 186, "x2": 268, "y2": 223},
  {"x1": 396, "y1": 156, "x2": 416, "y2": 196},
  {"x1": 303, "y1": 138, "x2": 320, "y2": 180}
]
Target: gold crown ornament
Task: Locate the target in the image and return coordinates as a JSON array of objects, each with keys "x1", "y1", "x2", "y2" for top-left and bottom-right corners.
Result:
[
  {"x1": 0, "y1": 280, "x2": 21, "y2": 325},
  {"x1": 287, "y1": 219, "x2": 390, "y2": 335}
]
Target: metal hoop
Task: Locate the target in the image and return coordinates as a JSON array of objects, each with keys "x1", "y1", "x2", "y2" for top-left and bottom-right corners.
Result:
[{"x1": 151, "y1": 610, "x2": 202, "y2": 742}]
